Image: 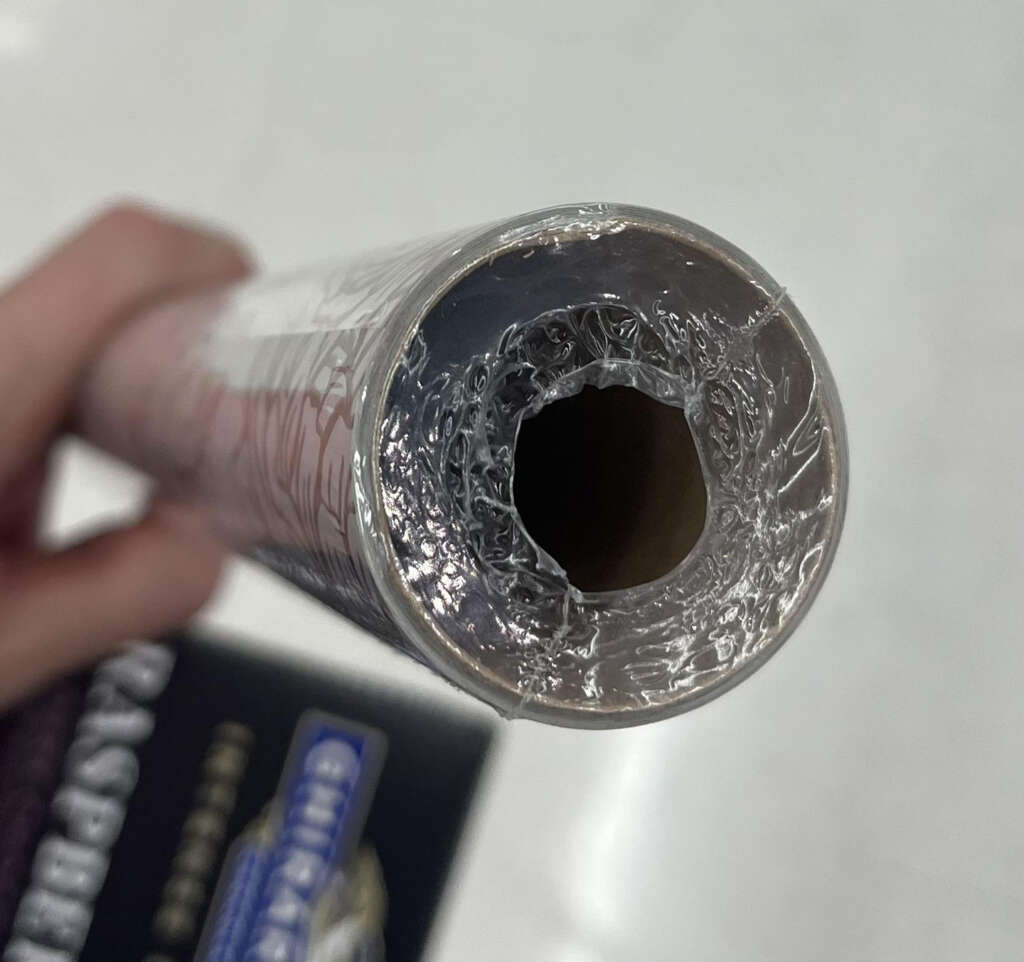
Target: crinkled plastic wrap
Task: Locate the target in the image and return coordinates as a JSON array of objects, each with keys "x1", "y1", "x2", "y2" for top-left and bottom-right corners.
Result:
[{"x1": 77, "y1": 204, "x2": 848, "y2": 728}]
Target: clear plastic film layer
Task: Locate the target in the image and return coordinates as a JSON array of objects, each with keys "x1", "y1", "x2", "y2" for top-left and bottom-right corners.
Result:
[{"x1": 77, "y1": 204, "x2": 848, "y2": 729}]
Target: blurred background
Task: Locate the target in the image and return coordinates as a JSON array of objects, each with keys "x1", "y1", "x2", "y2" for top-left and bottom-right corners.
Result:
[{"x1": 2, "y1": 1, "x2": 1022, "y2": 959}]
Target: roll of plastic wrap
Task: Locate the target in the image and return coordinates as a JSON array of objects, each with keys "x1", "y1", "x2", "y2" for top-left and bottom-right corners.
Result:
[{"x1": 77, "y1": 204, "x2": 847, "y2": 728}]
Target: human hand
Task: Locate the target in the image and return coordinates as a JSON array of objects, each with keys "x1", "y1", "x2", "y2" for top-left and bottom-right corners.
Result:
[{"x1": 0, "y1": 204, "x2": 251, "y2": 708}]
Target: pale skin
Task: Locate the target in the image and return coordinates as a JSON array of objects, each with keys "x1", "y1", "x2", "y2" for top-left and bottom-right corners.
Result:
[{"x1": 0, "y1": 203, "x2": 252, "y2": 709}]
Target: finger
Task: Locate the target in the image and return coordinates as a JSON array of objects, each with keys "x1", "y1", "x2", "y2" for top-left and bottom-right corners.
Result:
[
  {"x1": 0, "y1": 203, "x2": 252, "y2": 487},
  {"x1": 0, "y1": 499, "x2": 225, "y2": 709},
  {"x1": 0, "y1": 449, "x2": 49, "y2": 551}
]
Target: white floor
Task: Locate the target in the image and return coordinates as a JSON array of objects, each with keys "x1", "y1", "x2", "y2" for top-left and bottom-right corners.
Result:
[{"x1": 3, "y1": 2, "x2": 1023, "y2": 959}]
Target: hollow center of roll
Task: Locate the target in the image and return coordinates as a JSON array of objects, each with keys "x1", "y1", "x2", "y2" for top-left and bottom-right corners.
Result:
[{"x1": 512, "y1": 385, "x2": 707, "y2": 593}]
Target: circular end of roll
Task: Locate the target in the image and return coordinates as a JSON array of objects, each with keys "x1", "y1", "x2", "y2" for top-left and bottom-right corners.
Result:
[{"x1": 366, "y1": 204, "x2": 847, "y2": 728}]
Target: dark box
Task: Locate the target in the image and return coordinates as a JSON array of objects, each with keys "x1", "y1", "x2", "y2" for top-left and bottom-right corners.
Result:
[{"x1": 2, "y1": 634, "x2": 493, "y2": 962}]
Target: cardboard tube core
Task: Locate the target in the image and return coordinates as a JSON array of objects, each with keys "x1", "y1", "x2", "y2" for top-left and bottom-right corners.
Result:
[{"x1": 513, "y1": 385, "x2": 707, "y2": 593}]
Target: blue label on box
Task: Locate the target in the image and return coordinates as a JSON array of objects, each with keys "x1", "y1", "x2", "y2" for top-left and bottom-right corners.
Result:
[{"x1": 200, "y1": 712, "x2": 385, "y2": 962}]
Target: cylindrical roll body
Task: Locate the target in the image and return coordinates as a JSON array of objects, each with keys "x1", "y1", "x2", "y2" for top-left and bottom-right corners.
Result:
[{"x1": 77, "y1": 205, "x2": 847, "y2": 727}]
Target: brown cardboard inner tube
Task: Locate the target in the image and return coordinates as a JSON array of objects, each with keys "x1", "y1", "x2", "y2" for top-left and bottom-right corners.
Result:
[{"x1": 513, "y1": 385, "x2": 707, "y2": 593}]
